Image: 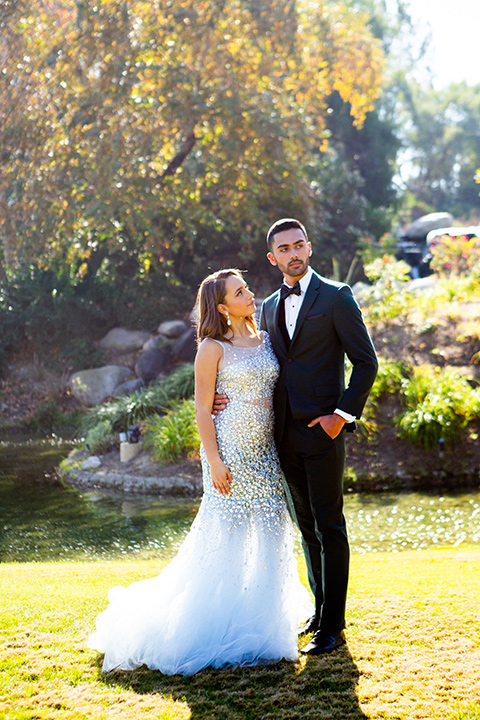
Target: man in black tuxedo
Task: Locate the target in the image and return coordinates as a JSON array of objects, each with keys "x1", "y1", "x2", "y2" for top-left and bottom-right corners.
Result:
[{"x1": 259, "y1": 218, "x2": 378, "y2": 654}]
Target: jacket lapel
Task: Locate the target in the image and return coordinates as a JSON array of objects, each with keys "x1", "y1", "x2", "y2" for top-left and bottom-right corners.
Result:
[
  {"x1": 290, "y1": 270, "x2": 321, "y2": 348},
  {"x1": 270, "y1": 290, "x2": 288, "y2": 357}
]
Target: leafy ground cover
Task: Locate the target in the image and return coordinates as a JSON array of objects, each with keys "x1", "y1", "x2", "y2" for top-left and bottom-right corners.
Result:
[{"x1": 1, "y1": 549, "x2": 479, "y2": 719}]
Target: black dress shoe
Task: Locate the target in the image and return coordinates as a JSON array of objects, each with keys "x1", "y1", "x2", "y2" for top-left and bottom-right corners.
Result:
[
  {"x1": 301, "y1": 629, "x2": 346, "y2": 655},
  {"x1": 298, "y1": 615, "x2": 319, "y2": 635}
]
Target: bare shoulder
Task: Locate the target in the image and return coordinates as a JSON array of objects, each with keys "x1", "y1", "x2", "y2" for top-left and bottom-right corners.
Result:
[{"x1": 195, "y1": 337, "x2": 224, "y2": 366}]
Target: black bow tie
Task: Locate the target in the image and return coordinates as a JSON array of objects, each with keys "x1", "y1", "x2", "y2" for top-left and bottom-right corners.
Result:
[{"x1": 280, "y1": 281, "x2": 301, "y2": 300}]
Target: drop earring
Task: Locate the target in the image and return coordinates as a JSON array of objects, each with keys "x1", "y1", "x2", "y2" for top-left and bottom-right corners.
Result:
[{"x1": 225, "y1": 311, "x2": 231, "y2": 326}]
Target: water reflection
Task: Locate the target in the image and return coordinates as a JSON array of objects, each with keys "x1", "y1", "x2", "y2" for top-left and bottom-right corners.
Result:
[
  {"x1": 0, "y1": 470, "x2": 196, "y2": 562},
  {"x1": 344, "y1": 493, "x2": 480, "y2": 553},
  {"x1": 1, "y1": 437, "x2": 480, "y2": 562}
]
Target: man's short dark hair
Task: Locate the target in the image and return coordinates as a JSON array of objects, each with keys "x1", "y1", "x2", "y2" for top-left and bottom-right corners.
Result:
[{"x1": 266, "y1": 218, "x2": 308, "y2": 250}]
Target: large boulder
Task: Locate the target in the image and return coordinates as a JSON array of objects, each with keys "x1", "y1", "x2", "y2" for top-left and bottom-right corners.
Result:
[
  {"x1": 82, "y1": 456, "x2": 102, "y2": 469},
  {"x1": 135, "y1": 347, "x2": 171, "y2": 383},
  {"x1": 69, "y1": 365, "x2": 131, "y2": 406},
  {"x1": 407, "y1": 275, "x2": 438, "y2": 292},
  {"x1": 405, "y1": 212, "x2": 454, "y2": 240},
  {"x1": 142, "y1": 335, "x2": 171, "y2": 352},
  {"x1": 157, "y1": 320, "x2": 187, "y2": 338},
  {"x1": 98, "y1": 328, "x2": 150, "y2": 353},
  {"x1": 172, "y1": 328, "x2": 197, "y2": 363}
]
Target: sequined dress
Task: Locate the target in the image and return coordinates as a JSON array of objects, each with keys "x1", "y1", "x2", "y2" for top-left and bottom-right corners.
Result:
[{"x1": 88, "y1": 332, "x2": 313, "y2": 676}]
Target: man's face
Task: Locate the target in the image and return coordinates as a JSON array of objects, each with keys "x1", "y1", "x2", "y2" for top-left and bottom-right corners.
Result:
[{"x1": 267, "y1": 228, "x2": 312, "y2": 284}]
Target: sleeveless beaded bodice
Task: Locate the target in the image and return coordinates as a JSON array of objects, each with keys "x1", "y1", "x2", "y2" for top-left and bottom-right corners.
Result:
[{"x1": 200, "y1": 333, "x2": 286, "y2": 522}]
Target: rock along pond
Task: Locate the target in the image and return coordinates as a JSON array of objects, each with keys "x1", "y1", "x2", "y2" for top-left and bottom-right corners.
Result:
[{"x1": 1, "y1": 435, "x2": 480, "y2": 562}]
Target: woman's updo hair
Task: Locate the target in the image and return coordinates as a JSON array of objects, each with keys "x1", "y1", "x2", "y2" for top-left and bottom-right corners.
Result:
[{"x1": 195, "y1": 268, "x2": 257, "y2": 344}]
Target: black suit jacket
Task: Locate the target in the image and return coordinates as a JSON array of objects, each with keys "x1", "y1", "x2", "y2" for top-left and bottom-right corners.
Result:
[{"x1": 259, "y1": 269, "x2": 378, "y2": 441}]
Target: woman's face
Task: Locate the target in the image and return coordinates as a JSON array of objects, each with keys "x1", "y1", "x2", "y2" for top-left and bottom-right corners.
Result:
[{"x1": 219, "y1": 275, "x2": 256, "y2": 320}]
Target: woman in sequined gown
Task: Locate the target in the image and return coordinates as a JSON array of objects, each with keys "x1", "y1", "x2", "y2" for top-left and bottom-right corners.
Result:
[{"x1": 88, "y1": 269, "x2": 313, "y2": 676}]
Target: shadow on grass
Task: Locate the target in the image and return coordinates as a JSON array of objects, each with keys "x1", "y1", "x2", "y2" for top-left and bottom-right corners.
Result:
[{"x1": 97, "y1": 645, "x2": 367, "y2": 720}]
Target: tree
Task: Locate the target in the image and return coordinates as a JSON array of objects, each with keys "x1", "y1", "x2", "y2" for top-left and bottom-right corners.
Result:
[
  {"x1": 303, "y1": 89, "x2": 400, "y2": 277},
  {"x1": 398, "y1": 81, "x2": 480, "y2": 219},
  {"x1": 293, "y1": 0, "x2": 410, "y2": 277},
  {"x1": 1, "y1": 0, "x2": 384, "y2": 297}
]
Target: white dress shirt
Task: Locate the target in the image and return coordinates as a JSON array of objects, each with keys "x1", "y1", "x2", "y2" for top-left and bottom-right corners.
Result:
[
  {"x1": 283, "y1": 267, "x2": 313, "y2": 340},
  {"x1": 282, "y1": 268, "x2": 356, "y2": 424}
]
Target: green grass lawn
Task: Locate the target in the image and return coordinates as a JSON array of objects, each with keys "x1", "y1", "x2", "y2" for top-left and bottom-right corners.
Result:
[{"x1": 1, "y1": 548, "x2": 480, "y2": 720}]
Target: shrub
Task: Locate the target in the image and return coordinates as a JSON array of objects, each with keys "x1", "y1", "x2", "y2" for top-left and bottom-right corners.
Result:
[
  {"x1": 79, "y1": 363, "x2": 195, "y2": 435},
  {"x1": 85, "y1": 420, "x2": 117, "y2": 455},
  {"x1": 368, "y1": 357, "x2": 409, "y2": 403},
  {"x1": 357, "y1": 357, "x2": 410, "y2": 437},
  {"x1": 160, "y1": 362, "x2": 195, "y2": 400},
  {"x1": 0, "y1": 283, "x2": 24, "y2": 376},
  {"x1": 0, "y1": 259, "x2": 192, "y2": 375},
  {"x1": 59, "y1": 338, "x2": 106, "y2": 373},
  {"x1": 357, "y1": 233, "x2": 399, "y2": 266},
  {"x1": 79, "y1": 384, "x2": 169, "y2": 435},
  {"x1": 362, "y1": 256, "x2": 413, "y2": 325},
  {"x1": 142, "y1": 400, "x2": 200, "y2": 465},
  {"x1": 395, "y1": 365, "x2": 479, "y2": 449},
  {"x1": 21, "y1": 404, "x2": 81, "y2": 433},
  {"x1": 430, "y1": 233, "x2": 480, "y2": 277},
  {"x1": 436, "y1": 274, "x2": 480, "y2": 304}
]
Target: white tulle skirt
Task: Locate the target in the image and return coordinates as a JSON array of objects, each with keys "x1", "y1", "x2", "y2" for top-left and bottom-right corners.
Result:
[{"x1": 88, "y1": 495, "x2": 313, "y2": 676}]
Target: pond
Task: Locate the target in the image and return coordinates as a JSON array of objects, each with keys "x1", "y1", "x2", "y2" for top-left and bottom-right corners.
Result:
[{"x1": 1, "y1": 436, "x2": 480, "y2": 562}]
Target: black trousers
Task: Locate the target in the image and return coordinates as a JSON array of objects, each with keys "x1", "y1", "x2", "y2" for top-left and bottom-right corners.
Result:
[{"x1": 277, "y1": 408, "x2": 349, "y2": 634}]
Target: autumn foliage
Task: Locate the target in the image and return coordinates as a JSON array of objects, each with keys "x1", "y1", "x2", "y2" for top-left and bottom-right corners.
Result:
[{"x1": 1, "y1": 0, "x2": 383, "y2": 290}]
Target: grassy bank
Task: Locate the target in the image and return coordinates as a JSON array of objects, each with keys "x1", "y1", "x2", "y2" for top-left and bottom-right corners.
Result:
[{"x1": 1, "y1": 549, "x2": 480, "y2": 719}]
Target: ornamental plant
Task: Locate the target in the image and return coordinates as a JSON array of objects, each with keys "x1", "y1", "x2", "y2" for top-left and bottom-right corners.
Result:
[
  {"x1": 80, "y1": 363, "x2": 195, "y2": 436},
  {"x1": 430, "y1": 233, "x2": 480, "y2": 277},
  {"x1": 142, "y1": 399, "x2": 200, "y2": 465},
  {"x1": 395, "y1": 365, "x2": 480, "y2": 449},
  {"x1": 362, "y1": 255, "x2": 413, "y2": 325}
]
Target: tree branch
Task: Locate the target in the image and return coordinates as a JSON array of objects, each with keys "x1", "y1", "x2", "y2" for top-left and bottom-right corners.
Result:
[{"x1": 157, "y1": 131, "x2": 196, "y2": 182}]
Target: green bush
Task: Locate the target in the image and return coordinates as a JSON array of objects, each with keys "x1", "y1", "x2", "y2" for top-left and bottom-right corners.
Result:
[
  {"x1": 362, "y1": 255, "x2": 413, "y2": 325},
  {"x1": 160, "y1": 362, "x2": 196, "y2": 400},
  {"x1": 142, "y1": 399, "x2": 200, "y2": 465},
  {"x1": 79, "y1": 363, "x2": 195, "y2": 435},
  {"x1": 21, "y1": 404, "x2": 82, "y2": 433},
  {"x1": 0, "y1": 260, "x2": 192, "y2": 375},
  {"x1": 430, "y1": 233, "x2": 480, "y2": 277},
  {"x1": 419, "y1": 265, "x2": 480, "y2": 311},
  {"x1": 85, "y1": 419, "x2": 117, "y2": 455},
  {"x1": 0, "y1": 264, "x2": 111, "y2": 347},
  {"x1": 395, "y1": 365, "x2": 480, "y2": 449},
  {"x1": 357, "y1": 233, "x2": 399, "y2": 266},
  {"x1": 0, "y1": 283, "x2": 25, "y2": 375},
  {"x1": 358, "y1": 357, "x2": 410, "y2": 436},
  {"x1": 59, "y1": 338, "x2": 106, "y2": 372},
  {"x1": 369, "y1": 357, "x2": 409, "y2": 403},
  {"x1": 79, "y1": 363, "x2": 197, "y2": 463}
]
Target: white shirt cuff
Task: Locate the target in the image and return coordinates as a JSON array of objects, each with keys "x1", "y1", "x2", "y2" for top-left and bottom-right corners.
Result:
[{"x1": 334, "y1": 408, "x2": 356, "y2": 423}]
